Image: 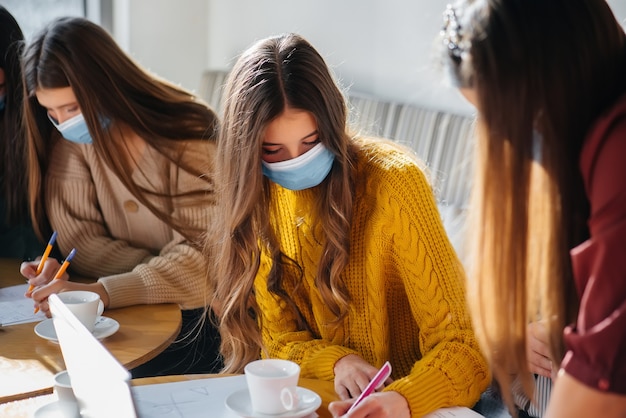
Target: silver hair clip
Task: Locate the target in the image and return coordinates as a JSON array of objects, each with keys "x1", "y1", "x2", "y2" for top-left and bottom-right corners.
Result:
[{"x1": 441, "y1": 4, "x2": 465, "y2": 60}]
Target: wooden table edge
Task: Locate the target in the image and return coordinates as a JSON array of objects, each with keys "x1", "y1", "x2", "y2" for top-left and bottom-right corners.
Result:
[{"x1": 120, "y1": 309, "x2": 182, "y2": 370}]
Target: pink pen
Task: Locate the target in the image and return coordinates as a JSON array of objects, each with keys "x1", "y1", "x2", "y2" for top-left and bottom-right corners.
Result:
[{"x1": 347, "y1": 361, "x2": 392, "y2": 413}]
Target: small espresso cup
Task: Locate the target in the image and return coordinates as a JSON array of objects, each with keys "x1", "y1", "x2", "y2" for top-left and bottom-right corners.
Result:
[
  {"x1": 57, "y1": 290, "x2": 104, "y2": 333},
  {"x1": 244, "y1": 359, "x2": 301, "y2": 415},
  {"x1": 53, "y1": 370, "x2": 79, "y2": 417}
]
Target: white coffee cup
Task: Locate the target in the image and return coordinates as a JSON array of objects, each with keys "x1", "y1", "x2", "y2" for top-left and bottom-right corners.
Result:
[
  {"x1": 53, "y1": 370, "x2": 79, "y2": 417},
  {"x1": 244, "y1": 359, "x2": 301, "y2": 415},
  {"x1": 57, "y1": 290, "x2": 104, "y2": 333}
]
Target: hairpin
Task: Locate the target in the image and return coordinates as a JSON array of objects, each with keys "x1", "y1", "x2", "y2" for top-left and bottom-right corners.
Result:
[{"x1": 441, "y1": 4, "x2": 466, "y2": 60}]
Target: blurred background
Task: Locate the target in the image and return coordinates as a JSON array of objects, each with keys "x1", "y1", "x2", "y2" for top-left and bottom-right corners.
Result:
[{"x1": 3, "y1": 0, "x2": 626, "y2": 117}]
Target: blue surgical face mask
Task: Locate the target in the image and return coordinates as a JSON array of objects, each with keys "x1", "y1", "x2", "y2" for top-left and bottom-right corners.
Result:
[
  {"x1": 262, "y1": 142, "x2": 335, "y2": 191},
  {"x1": 48, "y1": 113, "x2": 93, "y2": 144},
  {"x1": 0, "y1": 94, "x2": 6, "y2": 111}
]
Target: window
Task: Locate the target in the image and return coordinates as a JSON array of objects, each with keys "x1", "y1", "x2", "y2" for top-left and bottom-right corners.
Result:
[{"x1": 2, "y1": 0, "x2": 111, "y2": 40}]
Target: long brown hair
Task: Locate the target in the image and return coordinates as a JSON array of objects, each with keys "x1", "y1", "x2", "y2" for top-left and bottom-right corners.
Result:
[
  {"x1": 207, "y1": 33, "x2": 359, "y2": 372},
  {"x1": 441, "y1": 0, "x2": 626, "y2": 408},
  {"x1": 0, "y1": 6, "x2": 27, "y2": 223},
  {"x1": 22, "y1": 17, "x2": 218, "y2": 244}
]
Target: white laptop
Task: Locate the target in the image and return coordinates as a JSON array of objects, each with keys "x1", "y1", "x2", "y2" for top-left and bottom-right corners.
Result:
[{"x1": 49, "y1": 293, "x2": 138, "y2": 418}]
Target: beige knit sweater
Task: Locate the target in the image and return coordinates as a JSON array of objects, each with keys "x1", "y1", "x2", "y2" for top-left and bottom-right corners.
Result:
[{"x1": 45, "y1": 138, "x2": 215, "y2": 310}]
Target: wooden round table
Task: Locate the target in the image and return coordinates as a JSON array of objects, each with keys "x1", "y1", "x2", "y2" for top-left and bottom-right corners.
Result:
[{"x1": 0, "y1": 258, "x2": 182, "y2": 403}]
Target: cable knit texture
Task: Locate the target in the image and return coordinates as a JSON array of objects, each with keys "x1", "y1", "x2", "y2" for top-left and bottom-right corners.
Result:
[
  {"x1": 45, "y1": 138, "x2": 215, "y2": 309},
  {"x1": 255, "y1": 141, "x2": 489, "y2": 417}
]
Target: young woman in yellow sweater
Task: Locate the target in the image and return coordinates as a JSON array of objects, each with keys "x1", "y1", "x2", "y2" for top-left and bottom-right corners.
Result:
[
  {"x1": 20, "y1": 17, "x2": 221, "y2": 377},
  {"x1": 206, "y1": 33, "x2": 489, "y2": 417}
]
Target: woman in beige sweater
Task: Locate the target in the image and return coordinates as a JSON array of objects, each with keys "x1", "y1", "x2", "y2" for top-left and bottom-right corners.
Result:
[{"x1": 20, "y1": 17, "x2": 221, "y2": 377}]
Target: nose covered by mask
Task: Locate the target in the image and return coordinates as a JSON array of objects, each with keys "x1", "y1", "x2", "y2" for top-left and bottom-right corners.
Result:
[
  {"x1": 262, "y1": 142, "x2": 335, "y2": 191},
  {"x1": 48, "y1": 113, "x2": 95, "y2": 144}
]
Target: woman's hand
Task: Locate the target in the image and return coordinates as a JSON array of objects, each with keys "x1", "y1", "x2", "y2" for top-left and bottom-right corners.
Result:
[
  {"x1": 21, "y1": 259, "x2": 109, "y2": 316},
  {"x1": 328, "y1": 391, "x2": 410, "y2": 418},
  {"x1": 333, "y1": 355, "x2": 393, "y2": 400},
  {"x1": 527, "y1": 320, "x2": 554, "y2": 379},
  {"x1": 21, "y1": 257, "x2": 66, "y2": 289}
]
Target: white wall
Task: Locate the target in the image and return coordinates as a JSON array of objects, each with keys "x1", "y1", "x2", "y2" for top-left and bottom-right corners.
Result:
[
  {"x1": 113, "y1": 0, "x2": 208, "y2": 93},
  {"x1": 206, "y1": 0, "x2": 468, "y2": 114},
  {"x1": 205, "y1": 0, "x2": 626, "y2": 116},
  {"x1": 118, "y1": 0, "x2": 626, "y2": 117}
]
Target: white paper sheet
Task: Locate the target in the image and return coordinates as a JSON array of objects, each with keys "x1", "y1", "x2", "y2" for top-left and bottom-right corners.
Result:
[
  {"x1": 132, "y1": 375, "x2": 247, "y2": 418},
  {"x1": 424, "y1": 406, "x2": 485, "y2": 417},
  {"x1": 0, "y1": 283, "x2": 46, "y2": 325},
  {"x1": 132, "y1": 375, "x2": 321, "y2": 418}
]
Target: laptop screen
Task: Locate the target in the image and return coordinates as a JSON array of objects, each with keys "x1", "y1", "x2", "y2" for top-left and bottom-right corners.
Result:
[{"x1": 49, "y1": 293, "x2": 137, "y2": 418}]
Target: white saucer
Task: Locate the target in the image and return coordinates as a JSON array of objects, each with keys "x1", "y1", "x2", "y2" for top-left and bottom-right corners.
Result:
[
  {"x1": 34, "y1": 401, "x2": 80, "y2": 418},
  {"x1": 34, "y1": 316, "x2": 119, "y2": 343},
  {"x1": 225, "y1": 387, "x2": 321, "y2": 418}
]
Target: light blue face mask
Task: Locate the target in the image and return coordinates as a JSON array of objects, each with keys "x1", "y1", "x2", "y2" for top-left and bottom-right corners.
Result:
[
  {"x1": 48, "y1": 113, "x2": 93, "y2": 144},
  {"x1": 262, "y1": 142, "x2": 335, "y2": 191}
]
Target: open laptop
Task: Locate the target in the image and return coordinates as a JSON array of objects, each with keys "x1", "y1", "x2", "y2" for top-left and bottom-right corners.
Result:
[{"x1": 49, "y1": 293, "x2": 138, "y2": 418}]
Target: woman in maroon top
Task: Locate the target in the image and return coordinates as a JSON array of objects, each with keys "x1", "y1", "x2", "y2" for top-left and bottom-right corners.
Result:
[{"x1": 439, "y1": 0, "x2": 626, "y2": 416}]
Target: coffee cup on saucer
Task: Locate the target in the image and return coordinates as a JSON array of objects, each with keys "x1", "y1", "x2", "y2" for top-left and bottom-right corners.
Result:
[
  {"x1": 244, "y1": 358, "x2": 301, "y2": 415},
  {"x1": 57, "y1": 291, "x2": 104, "y2": 333}
]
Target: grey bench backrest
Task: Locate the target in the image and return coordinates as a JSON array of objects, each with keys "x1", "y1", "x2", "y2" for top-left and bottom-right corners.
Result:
[{"x1": 199, "y1": 70, "x2": 474, "y2": 259}]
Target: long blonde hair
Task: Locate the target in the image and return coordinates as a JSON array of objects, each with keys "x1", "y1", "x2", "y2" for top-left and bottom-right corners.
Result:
[
  {"x1": 440, "y1": 0, "x2": 626, "y2": 408},
  {"x1": 207, "y1": 33, "x2": 359, "y2": 373}
]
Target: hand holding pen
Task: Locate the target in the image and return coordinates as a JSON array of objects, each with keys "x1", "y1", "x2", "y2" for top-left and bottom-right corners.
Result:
[
  {"x1": 26, "y1": 231, "x2": 58, "y2": 293},
  {"x1": 22, "y1": 248, "x2": 76, "y2": 313},
  {"x1": 328, "y1": 361, "x2": 407, "y2": 418},
  {"x1": 32, "y1": 248, "x2": 77, "y2": 314},
  {"x1": 347, "y1": 361, "x2": 392, "y2": 413}
]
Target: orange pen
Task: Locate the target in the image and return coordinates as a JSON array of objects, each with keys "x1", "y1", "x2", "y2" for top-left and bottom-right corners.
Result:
[
  {"x1": 33, "y1": 248, "x2": 77, "y2": 314},
  {"x1": 27, "y1": 231, "x2": 58, "y2": 293}
]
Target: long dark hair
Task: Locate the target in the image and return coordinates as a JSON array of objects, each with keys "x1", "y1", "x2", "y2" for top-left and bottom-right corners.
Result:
[
  {"x1": 22, "y1": 17, "x2": 219, "y2": 242},
  {"x1": 0, "y1": 6, "x2": 26, "y2": 223},
  {"x1": 440, "y1": 0, "x2": 626, "y2": 408}
]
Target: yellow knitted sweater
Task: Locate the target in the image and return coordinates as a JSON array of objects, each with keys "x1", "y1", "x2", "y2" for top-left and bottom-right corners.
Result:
[{"x1": 255, "y1": 140, "x2": 489, "y2": 416}]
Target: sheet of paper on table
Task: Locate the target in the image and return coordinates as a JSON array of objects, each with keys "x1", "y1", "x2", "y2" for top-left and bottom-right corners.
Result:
[
  {"x1": 424, "y1": 406, "x2": 485, "y2": 417},
  {"x1": 0, "y1": 283, "x2": 46, "y2": 325},
  {"x1": 132, "y1": 374, "x2": 319, "y2": 418},
  {"x1": 131, "y1": 375, "x2": 267, "y2": 418}
]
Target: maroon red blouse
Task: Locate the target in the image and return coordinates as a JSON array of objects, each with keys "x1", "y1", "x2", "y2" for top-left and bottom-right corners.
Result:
[{"x1": 563, "y1": 93, "x2": 626, "y2": 394}]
